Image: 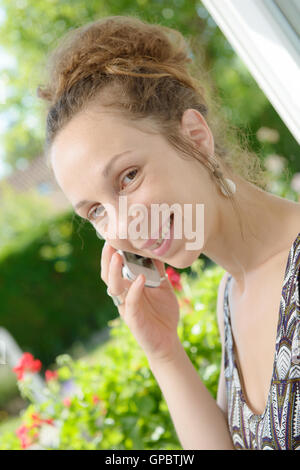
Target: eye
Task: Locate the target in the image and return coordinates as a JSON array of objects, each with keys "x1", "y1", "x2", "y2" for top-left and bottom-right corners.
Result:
[
  {"x1": 87, "y1": 204, "x2": 105, "y2": 221},
  {"x1": 87, "y1": 168, "x2": 139, "y2": 221},
  {"x1": 120, "y1": 168, "x2": 138, "y2": 191}
]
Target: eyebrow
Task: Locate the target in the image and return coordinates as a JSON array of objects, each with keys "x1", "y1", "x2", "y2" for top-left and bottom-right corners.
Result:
[{"x1": 74, "y1": 150, "x2": 133, "y2": 212}]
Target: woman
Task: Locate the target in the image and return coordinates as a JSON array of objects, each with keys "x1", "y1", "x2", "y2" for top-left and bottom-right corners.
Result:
[{"x1": 37, "y1": 15, "x2": 300, "y2": 450}]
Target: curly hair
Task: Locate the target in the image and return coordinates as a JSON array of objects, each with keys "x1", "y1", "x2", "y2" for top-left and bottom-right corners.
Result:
[{"x1": 37, "y1": 15, "x2": 270, "y2": 237}]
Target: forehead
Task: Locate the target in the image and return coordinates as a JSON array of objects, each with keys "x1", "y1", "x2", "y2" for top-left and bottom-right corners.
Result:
[
  {"x1": 50, "y1": 109, "x2": 159, "y2": 170},
  {"x1": 51, "y1": 111, "x2": 127, "y2": 169},
  {"x1": 52, "y1": 113, "x2": 128, "y2": 179}
]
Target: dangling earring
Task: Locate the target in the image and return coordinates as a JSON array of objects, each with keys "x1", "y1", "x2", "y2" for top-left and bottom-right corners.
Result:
[
  {"x1": 208, "y1": 155, "x2": 236, "y2": 197},
  {"x1": 217, "y1": 174, "x2": 236, "y2": 197}
]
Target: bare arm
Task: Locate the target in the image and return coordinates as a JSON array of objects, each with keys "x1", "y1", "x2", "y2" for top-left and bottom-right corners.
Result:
[{"x1": 147, "y1": 271, "x2": 234, "y2": 450}]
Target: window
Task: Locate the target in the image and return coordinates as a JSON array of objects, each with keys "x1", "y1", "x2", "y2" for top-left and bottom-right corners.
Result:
[
  {"x1": 202, "y1": 0, "x2": 300, "y2": 144},
  {"x1": 273, "y1": 0, "x2": 300, "y2": 47}
]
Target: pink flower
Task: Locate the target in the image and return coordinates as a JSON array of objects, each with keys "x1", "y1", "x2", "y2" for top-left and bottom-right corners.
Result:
[
  {"x1": 16, "y1": 423, "x2": 39, "y2": 449},
  {"x1": 16, "y1": 424, "x2": 33, "y2": 449},
  {"x1": 45, "y1": 370, "x2": 58, "y2": 382},
  {"x1": 166, "y1": 267, "x2": 182, "y2": 291},
  {"x1": 15, "y1": 412, "x2": 54, "y2": 449},
  {"x1": 291, "y1": 173, "x2": 300, "y2": 193},
  {"x1": 13, "y1": 353, "x2": 42, "y2": 381},
  {"x1": 179, "y1": 297, "x2": 192, "y2": 312},
  {"x1": 63, "y1": 397, "x2": 71, "y2": 407}
]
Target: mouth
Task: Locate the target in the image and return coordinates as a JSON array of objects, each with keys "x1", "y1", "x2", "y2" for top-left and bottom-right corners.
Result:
[{"x1": 146, "y1": 213, "x2": 175, "y2": 256}]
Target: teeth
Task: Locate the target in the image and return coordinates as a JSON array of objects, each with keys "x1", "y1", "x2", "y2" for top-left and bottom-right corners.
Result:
[
  {"x1": 162, "y1": 218, "x2": 171, "y2": 238},
  {"x1": 151, "y1": 215, "x2": 172, "y2": 249}
]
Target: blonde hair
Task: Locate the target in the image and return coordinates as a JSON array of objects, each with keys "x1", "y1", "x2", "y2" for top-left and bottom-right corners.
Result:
[{"x1": 37, "y1": 15, "x2": 269, "y2": 237}]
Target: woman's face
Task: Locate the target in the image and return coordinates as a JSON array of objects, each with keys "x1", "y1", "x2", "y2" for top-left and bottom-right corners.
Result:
[{"x1": 50, "y1": 107, "x2": 216, "y2": 268}]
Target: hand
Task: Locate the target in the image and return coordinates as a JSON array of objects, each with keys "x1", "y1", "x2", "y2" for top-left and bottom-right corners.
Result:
[{"x1": 100, "y1": 242, "x2": 181, "y2": 364}]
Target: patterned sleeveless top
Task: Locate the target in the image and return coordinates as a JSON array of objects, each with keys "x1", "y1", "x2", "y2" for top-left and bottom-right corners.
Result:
[{"x1": 223, "y1": 232, "x2": 300, "y2": 450}]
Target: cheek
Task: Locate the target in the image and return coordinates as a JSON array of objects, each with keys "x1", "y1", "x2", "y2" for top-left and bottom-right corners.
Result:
[
  {"x1": 126, "y1": 171, "x2": 178, "y2": 219},
  {"x1": 128, "y1": 175, "x2": 160, "y2": 206}
]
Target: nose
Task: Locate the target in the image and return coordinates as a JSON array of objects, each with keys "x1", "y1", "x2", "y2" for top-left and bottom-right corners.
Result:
[{"x1": 95, "y1": 209, "x2": 148, "y2": 248}]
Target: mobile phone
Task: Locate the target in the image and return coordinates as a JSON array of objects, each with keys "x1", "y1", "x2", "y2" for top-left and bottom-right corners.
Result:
[
  {"x1": 96, "y1": 230, "x2": 162, "y2": 287},
  {"x1": 116, "y1": 250, "x2": 162, "y2": 288}
]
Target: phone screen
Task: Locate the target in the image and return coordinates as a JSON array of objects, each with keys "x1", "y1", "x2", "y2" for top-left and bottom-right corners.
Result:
[{"x1": 123, "y1": 252, "x2": 156, "y2": 270}]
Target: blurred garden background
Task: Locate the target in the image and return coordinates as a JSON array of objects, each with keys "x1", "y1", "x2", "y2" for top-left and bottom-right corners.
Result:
[{"x1": 0, "y1": 0, "x2": 299, "y2": 450}]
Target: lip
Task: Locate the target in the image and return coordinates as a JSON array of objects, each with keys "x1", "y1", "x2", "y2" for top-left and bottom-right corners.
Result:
[{"x1": 141, "y1": 214, "x2": 173, "y2": 250}]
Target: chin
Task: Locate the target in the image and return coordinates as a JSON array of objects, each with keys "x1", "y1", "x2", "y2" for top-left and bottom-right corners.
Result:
[{"x1": 165, "y1": 249, "x2": 202, "y2": 269}]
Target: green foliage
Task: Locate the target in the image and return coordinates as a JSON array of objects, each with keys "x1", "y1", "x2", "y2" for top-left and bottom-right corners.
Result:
[
  {"x1": 0, "y1": 204, "x2": 118, "y2": 368},
  {"x1": 0, "y1": 180, "x2": 56, "y2": 257},
  {"x1": 0, "y1": 260, "x2": 223, "y2": 450},
  {"x1": 0, "y1": 0, "x2": 298, "y2": 175},
  {"x1": 178, "y1": 260, "x2": 222, "y2": 398},
  {"x1": 0, "y1": 366, "x2": 19, "y2": 408}
]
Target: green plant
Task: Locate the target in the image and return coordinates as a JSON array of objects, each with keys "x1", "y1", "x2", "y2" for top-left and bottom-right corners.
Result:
[
  {"x1": 0, "y1": 206, "x2": 118, "y2": 368},
  {"x1": 0, "y1": 259, "x2": 223, "y2": 450}
]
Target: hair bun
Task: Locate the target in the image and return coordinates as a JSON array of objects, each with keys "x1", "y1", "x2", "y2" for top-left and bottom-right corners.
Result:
[{"x1": 37, "y1": 15, "x2": 195, "y2": 104}]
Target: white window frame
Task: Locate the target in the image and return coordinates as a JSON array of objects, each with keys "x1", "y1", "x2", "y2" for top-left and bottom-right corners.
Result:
[{"x1": 202, "y1": 0, "x2": 300, "y2": 144}]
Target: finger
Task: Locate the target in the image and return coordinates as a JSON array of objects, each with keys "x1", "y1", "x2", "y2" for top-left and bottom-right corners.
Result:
[
  {"x1": 152, "y1": 259, "x2": 168, "y2": 282},
  {"x1": 100, "y1": 242, "x2": 117, "y2": 284},
  {"x1": 151, "y1": 258, "x2": 164, "y2": 274},
  {"x1": 107, "y1": 251, "x2": 127, "y2": 296}
]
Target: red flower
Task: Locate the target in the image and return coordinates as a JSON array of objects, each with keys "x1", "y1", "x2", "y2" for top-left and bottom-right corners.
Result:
[
  {"x1": 13, "y1": 353, "x2": 42, "y2": 381},
  {"x1": 166, "y1": 267, "x2": 182, "y2": 291},
  {"x1": 31, "y1": 413, "x2": 41, "y2": 424},
  {"x1": 45, "y1": 370, "x2": 58, "y2": 382},
  {"x1": 44, "y1": 418, "x2": 54, "y2": 426},
  {"x1": 92, "y1": 395, "x2": 101, "y2": 404},
  {"x1": 30, "y1": 412, "x2": 54, "y2": 427}
]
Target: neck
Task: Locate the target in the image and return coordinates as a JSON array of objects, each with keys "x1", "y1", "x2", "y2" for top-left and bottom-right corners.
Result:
[{"x1": 203, "y1": 172, "x2": 300, "y2": 289}]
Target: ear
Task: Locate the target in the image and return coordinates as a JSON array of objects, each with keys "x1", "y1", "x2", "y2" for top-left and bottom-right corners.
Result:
[{"x1": 180, "y1": 108, "x2": 214, "y2": 157}]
